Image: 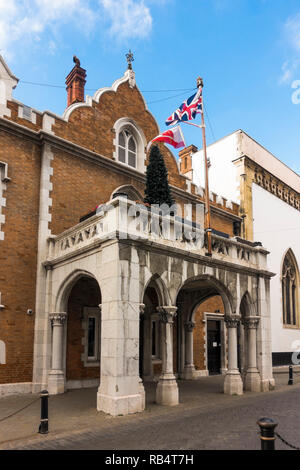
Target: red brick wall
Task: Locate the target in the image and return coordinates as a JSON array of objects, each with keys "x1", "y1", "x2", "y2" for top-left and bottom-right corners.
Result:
[
  {"x1": 193, "y1": 296, "x2": 224, "y2": 371},
  {"x1": 0, "y1": 131, "x2": 40, "y2": 384}
]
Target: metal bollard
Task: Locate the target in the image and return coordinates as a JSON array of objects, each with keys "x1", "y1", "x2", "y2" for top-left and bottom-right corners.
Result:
[
  {"x1": 38, "y1": 390, "x2": 49, "y2": 434},
  {"x1": 257, "y1": 417, "x2": 277, "y2": 450},
  {"x1": 288, "y1": 365, "x2": 293, "y2": 385}
]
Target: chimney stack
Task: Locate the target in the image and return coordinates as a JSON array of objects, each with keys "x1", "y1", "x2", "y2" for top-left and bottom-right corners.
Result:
[
  {"x1": 179, "y1": 144, "x2": 198, "y2": 180},
  {"x1": 65, "y1": 56, "x2": 86, "y2": 107}
]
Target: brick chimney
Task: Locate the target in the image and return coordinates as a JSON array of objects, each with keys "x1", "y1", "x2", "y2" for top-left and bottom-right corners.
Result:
[
  {"x1": 65, "y1": 56, "x2": 87, "y2": 107},
  {"x1": 179, "y1": 144, "x2": 198, "y2": 180}
]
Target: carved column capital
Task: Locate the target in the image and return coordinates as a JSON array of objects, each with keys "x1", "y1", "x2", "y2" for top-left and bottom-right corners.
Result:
[
  {"x1": 184, "y1": 321, "x2": 195, "y2": 332},
  {"x1": 139, "y1": 303, "x2": 145, "y2": 315},
  {"x1": 224, "y1": 314, "x2": 241, "y2": 328},
  {"x1": 49, "y1": 312, "x2": 67, "y2": 326},
  {"x1": 157, "y1": 306, "x2": 177, "y2": 323},
  {"x1": 242, "y1": 316, "x2": 260, "y2": 329}
]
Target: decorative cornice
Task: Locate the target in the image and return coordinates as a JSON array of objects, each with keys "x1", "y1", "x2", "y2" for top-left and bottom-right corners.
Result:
[{"x1": 243, "y1": 156, "x2": 299, "y2": 211}]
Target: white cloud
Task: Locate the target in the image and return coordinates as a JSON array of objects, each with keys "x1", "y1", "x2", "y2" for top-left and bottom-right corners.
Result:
[
  {"x1": 0, "y1": 0, "x2": 156, "y2": 59},
  {"x1": 279, "y1": 13, "x2": 300, "y2": 85},
  {"x1": 99, "y1": 0, "x2": 152, "y2": 39},
  {"x1": 285, "y1": 12, "x2": 300, "y2": 52},
  {"x1": 0, "y1": 0, "x2": 96, "y2": 58},
  {"x1": 279, "y1": 59, "x2": 300, "y2": 85}
]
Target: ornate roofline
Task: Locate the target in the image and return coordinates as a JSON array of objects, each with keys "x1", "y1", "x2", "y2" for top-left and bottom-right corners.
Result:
[{"x1": 242, "y1": 156, "x2": 300, "y2": 211}]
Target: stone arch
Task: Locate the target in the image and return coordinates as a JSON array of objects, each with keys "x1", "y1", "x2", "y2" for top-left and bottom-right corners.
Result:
[
  {"x1": 239, "y1": 291, "x2": 256, "y2": 318},
  {"x1": 176, "y1": 274, "x2": 235, "y2": 320},
  {"x1": 110, "y1": 184, "x2": 143, "y2": 202},
  {"x1": 55, "y1": 269, "x2": 99, "y2": 313},
  {"x1": 142, "y1": 273, "x2": 170, "y2": 306}
]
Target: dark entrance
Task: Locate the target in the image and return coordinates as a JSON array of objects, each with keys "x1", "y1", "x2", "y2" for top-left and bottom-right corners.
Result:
[
  {"x1": 207, "y1": 320, "x2": 221, "y2": 375},
  {"x1": 139, "y1": 314, "x2": 144, "y2": 377}
]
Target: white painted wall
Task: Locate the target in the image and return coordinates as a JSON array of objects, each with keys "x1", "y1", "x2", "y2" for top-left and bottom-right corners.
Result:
[
  {"x1": 252, "y1": 183, "x2": 300, "y2": 352},
  {"x1": 192, "y1": 129, "x2": 300, "y2": 355},
  {"x1": 192, "y1": 132, "x2": 239, "y2": 203}
]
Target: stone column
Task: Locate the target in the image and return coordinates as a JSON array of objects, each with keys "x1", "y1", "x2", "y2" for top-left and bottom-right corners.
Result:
[
  {"x1": 48, "y1": 313, "x2": 67, "y2": 395},
  {"x1": 224, "y1": 315, "x2": 243, "y2": 395},
  {"x1": 243, "y1": 316, "x2": 261, "y2": 392},
  {"x1": 256, "y1": 276, "x2": 275, "y2": 391},
  {"x1": 156, "y1": 306, "x2": 179, "y2": 406},
  {"x1": 97, "y1": 241, "x2": 144, "y2": 416},
  {"x1": 183, "y1": 321, "x2": 196, "y2": 379}
]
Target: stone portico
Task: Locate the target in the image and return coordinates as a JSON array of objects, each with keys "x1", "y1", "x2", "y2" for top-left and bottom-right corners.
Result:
[{"x1": 32, "y1": 197, "x2": 275, "y2": 416}]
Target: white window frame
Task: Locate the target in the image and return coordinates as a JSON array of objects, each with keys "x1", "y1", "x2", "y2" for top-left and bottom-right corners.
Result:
[
  {"x1": 112, "y1": 117, "x2": 146, "y2": 173},
  {"x1": 82, "y1": 307, "x2": 101, "y2": 367},
  {"x1": 118, "y1": 129, "x2": 137, "y2": 169}
]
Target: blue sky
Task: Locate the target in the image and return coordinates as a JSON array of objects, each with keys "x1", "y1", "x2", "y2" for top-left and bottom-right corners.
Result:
[{"x1": 1, "y1": 0, "x2": 300, "y2": 173}]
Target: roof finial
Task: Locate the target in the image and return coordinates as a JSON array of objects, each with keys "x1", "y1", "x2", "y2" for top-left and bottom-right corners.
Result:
[
  {"x1": 126, "y1": 49, "x2": 134, "y2": 70},
  {"x1": 197, "y1": 76, "x2": 203, "y2": 88}
]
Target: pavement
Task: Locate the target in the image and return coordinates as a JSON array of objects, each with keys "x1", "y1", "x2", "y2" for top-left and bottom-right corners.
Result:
[{"x1": 0, "y1": 369, "x2": 300, "y2": 450}]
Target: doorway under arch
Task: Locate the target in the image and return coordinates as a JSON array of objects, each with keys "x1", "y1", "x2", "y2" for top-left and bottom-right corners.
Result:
[{"x1": 65, "y1": 276, "x2": 102, "y2": 390}]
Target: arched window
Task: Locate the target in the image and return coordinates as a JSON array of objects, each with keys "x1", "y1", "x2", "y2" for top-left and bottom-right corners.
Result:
[
  {"x1": 282, "y1": 250, "x2": 299, "y2": 327},
  {"x1": 118, "y1": 130, "x2": 137, "y2": 168}
]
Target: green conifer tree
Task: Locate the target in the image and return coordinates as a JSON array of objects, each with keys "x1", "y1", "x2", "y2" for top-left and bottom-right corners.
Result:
[{"x1": 144, "y1": 145, "x2": 175, "y2": 207}]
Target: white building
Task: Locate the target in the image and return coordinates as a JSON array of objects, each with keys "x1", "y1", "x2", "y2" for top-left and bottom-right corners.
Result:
[{"x1": 190, "y1": 130, "x2": 300, "y2": 366}]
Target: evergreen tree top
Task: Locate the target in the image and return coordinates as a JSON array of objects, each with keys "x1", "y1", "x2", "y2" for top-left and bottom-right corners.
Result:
[{"x1": 144, "y1": 145, "x2": 175, "y2": 207}]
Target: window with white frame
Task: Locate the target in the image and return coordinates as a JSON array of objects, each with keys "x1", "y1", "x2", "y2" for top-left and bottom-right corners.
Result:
[
  {"x1": 83, "y1": 307, "x2": 101, "y2": 365},
  {"x1": 118, "y1": 129, "x2": 137, "y2": 168},
  {"x1": 113, "y1": 118, "x2": 146, "y2": 173}
]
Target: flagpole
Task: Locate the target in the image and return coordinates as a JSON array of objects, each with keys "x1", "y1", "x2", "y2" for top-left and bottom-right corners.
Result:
[{"x1": 197, "y1": 77, "x2": 212, "y2": 257}]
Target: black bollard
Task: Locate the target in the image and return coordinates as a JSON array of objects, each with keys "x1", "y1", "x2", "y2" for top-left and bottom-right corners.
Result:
[
  {"x1": 38, "y1": 390, "x2": 49, "y2": 434},
  {"x1": 288, "y1": 365, "x2": 293, "y2": 385},
  {"x1": 257, "y1": 417, "x2": 277, "y2": 450}
]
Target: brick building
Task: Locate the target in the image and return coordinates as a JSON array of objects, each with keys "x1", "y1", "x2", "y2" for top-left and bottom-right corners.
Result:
[{"x1": 0, "y1": 55, "x2": 275, "y2": 415}]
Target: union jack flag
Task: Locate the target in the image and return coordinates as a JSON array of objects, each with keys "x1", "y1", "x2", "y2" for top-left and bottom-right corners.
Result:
[{"x1": 165, "y1": 88, "x2": 203, "y2": 126}]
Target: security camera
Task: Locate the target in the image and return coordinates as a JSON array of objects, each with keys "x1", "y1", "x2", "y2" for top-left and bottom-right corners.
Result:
[{"x1": 27, "y1": 309, "x2": 33, "y2": 316}]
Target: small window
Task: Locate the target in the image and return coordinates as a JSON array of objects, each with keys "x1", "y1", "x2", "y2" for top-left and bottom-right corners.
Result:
[
  {"x1": 83, "y1": 307, "x2": 101, "y2": 365},
  {"x1": 151, "y1": 317, "x2": 161, "y2": 360},
  {"x1": 118, "y1": 130, "x2": 137, "y2": 168}
]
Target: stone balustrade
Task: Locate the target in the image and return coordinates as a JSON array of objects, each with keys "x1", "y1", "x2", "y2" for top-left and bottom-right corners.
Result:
[{"x1": 45, "y1": 197, "x2": 269, "y2": 270}]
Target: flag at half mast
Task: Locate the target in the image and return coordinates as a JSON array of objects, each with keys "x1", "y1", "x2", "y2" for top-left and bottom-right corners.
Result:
[
  {"x1": 147, "y1": 125, "x2": 185, "y2": 152},
  {"x1": 165, "y1": 87, "x2": 203, "y2": 126}
]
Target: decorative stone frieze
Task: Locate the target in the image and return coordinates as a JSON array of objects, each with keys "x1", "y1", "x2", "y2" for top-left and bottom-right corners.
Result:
[{"x1": 253, "y1": 163, "x2": 300, "y2": 212}]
